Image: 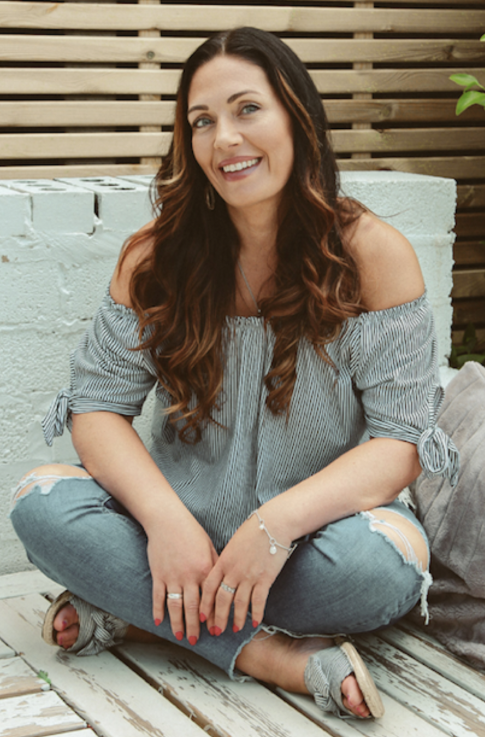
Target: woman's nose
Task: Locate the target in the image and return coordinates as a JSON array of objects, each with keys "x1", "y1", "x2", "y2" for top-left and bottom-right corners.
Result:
[{"x1": 214, "y1": 116, "x2": 242, "y2": 149}]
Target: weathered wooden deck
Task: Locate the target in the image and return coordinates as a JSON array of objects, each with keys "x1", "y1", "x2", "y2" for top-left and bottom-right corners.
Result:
[{"x1": 1, "y1": 570, "x2": 484, "y2": 737}]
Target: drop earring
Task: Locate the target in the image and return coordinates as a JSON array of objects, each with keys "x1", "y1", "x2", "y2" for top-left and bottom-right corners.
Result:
[{"x1": 205, "y1": 182, "x2": 216, "y2": 211}]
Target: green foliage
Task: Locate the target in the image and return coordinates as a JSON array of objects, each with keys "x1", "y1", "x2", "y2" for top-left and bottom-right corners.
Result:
[
  {"x1": 37, "y1": 670, "x2": 52, "y2": 685},
  {"x1": 450, "y1": 323, "x2": 485, "y2": 369},
  {"x1": 449, "y1": 35, "x2": 485, "y2": 115}
]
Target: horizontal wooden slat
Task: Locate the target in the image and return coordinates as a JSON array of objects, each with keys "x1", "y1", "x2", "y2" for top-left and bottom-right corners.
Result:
[
  {"x1": 332, "y1": 127, "x2": 485, "y2": 153},
  {"x1": 457, "y1": 184, "x2": 485, "y2": 211},
  {"x1": 455, "y1": 212, "x2": 485, "y2": 239},
  {"x1": 2, "y1": 35, "x2": 484, "y2": 66},
  {"x1": 339, "y1": 156, "x2": 485, "y2": 179},
  {"x1": 0, "y1": 164, "x2": 157, "y2": 180},
  {"x1": 1, "y1": 99, "x2": 483, "y2": 128},
  {"x1": 452, "y1": 268, "x2": 485, "y2": 299},
  {"x1": 1, "y1": 3, "x2": 484, "y2": 34},
  {"x1": 2, "y1": 67, "x2": 484, "y2": 96},
  {"x1": 453, "y1": 298, "x2": 485, "y2": 326},
  {"x1": 452, "y1": 328, "x2": 485, "y2": 346},
  {"x1": 0, "y1": 132, "x2": 171, "y2": 159},
  {"x1": 2, "y1": 127, "x2": 482, "y2": 160},
  {"x1": 454, "y1": 241, "x2": 485, "y2": 267}
]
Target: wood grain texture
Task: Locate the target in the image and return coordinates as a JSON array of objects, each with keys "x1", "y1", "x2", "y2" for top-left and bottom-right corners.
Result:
[
  {"x1": 0, "y1": 690, "x2": 86, "y2": 737},
  {"x1": 0, "y1": 571, "x2": 63, "y2": 601},
  {"x1": 454, "y1": 241, "x2": 485, "y2": 267},
  {"x1": 0, "y1": 657, "x2": 50, "y2": 699},
  {"x1": 452, "y1": 269, "x2": 485, "y2": 299}
]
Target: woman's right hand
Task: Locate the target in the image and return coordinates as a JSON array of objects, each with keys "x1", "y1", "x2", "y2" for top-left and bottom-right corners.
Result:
[{"x1": 145, "y1": 508, "x2": 218, "y2": 645}]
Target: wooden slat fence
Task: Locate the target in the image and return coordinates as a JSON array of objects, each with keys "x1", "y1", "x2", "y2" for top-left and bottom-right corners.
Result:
[{"x1": 0, "y1": 0, "x2": 484, "y2": 338}]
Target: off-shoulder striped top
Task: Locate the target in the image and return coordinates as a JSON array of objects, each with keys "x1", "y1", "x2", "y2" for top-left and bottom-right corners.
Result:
[{"x1": 43, "y1": 288, "x2": 459, "y2": 552}]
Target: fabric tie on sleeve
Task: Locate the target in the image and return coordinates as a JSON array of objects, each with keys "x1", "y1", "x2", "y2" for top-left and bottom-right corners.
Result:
[
  {"x1": 417, "y1": 426, "x2": 459, "y2": 487},
  {"x1": 42, "y1": 388, "x2": 72, "y2": 447}
]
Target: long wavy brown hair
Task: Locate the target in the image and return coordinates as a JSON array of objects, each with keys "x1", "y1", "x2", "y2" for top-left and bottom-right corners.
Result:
[{"x1": 122, "y1": 27, "x2": 364, "y2": 443}]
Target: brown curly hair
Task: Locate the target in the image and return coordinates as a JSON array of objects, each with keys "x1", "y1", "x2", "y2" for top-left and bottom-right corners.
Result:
[{"x1": 122, "y1": 27, "x2": 364, "y2": 443}]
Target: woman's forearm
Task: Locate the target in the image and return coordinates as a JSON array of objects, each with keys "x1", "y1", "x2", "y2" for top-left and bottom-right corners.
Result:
[
  {"x1": 71, "y1": 411, "x2": 189, "y2": 532},
  {"x1": 259, "y1": 437, "x2": 422, "y2": 543}
]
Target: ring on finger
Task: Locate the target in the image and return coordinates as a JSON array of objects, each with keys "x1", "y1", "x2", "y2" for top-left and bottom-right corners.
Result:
[
  {"x1": 167, "y1": 592, "x2": 183, "y2": 600},
  {"x1": 220, "y1": 582, "x2": 236, "y2": 595}
]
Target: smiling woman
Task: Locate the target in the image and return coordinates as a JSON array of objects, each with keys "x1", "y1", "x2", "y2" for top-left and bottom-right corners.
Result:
[{"x1": 10, "y1": 27, "x2": 458, "y2": 723}]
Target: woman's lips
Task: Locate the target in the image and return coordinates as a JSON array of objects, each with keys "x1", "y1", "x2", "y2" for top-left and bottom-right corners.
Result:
[{"x1": 219, "y1": 157, "x2": 261, "y2": 181}]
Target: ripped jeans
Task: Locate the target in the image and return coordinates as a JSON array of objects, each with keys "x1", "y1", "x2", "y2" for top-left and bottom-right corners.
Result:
[{"x1": 10, "y1": 471, "x2": 431, "y2": 680}]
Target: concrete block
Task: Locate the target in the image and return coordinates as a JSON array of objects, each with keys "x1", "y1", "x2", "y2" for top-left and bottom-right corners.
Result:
[
  {"x1": 5, "y1": 179, "x2": 95, "y2": 233},
  {"x1": 340, "y1": 171, "x2": 456, "y2": 236},
  {"x1": 0, "y1": 184, "x2": 30, "y2": 236},
  {"x1": 59, "y1": 176, "x2": 152, "y2": 232}
]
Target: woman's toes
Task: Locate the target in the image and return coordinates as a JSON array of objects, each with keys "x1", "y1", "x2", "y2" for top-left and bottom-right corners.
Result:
[
  {"x1": 341, "y1": 675, "x2": 370, "y2": 718},
  {"x1": 53, "y1": 603, "x2": 79, "y2": 634},
  {"x1": 56, "y1": 623, "x2": 80, "y2": 649}
]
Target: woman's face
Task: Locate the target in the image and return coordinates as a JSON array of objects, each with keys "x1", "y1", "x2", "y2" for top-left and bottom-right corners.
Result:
[{"x1": 187, "y1": 55, "x2": 294, "y2": 218}]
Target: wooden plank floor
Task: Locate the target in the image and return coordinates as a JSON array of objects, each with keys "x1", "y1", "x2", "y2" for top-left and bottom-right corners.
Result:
[{"x1": 0, "y1": 571, "x2": 484, "y2": 737}]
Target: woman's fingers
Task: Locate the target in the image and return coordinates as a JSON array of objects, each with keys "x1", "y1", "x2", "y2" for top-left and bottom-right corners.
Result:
[
  {"x1": 250, "y1": 582, "x2": 269, "y2": 629},
  {"x1": 199, "y1": 566, "x2": 221, "y2": 625},
  {"x1": 152, "y1": 580, "x2": 166, "y2": 626},
  {"x1": 231, "y1": 582, "x2": 252, "y2": 632},
  {"x1": 212, "y1": 581, "x2": 238, "y2": 633},
  {"x1": 183, "y1": 584, "x2": 201, "y2": 645},
  {"x1": 166, "y1": 589, "x2": 185, "y2": 640}
]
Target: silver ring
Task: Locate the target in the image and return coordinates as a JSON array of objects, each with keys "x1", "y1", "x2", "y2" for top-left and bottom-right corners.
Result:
[
  {"x1": 220, "y1": 582, "x2": 236, "y2": 595},
  {"x1": 167, "y1": 592, "x2": 183, "y2": 600}
]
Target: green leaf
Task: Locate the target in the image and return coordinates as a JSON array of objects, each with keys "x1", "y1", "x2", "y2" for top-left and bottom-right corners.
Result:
[
  {"x1": 481, "y1": 34, "x2": 485, "y2": 42},
  {"x1": 450, "y1": 73, "x2": 483, "y2": 88},
  {"x1": 38, "y1": 670, "x2": 52, "y2": 685},
  {"x1": 456, "y1": 89, "x2": 485, "y2": 115},
  {"x1": 457, "y1": 354, "x2": 485, "y2": 367}
]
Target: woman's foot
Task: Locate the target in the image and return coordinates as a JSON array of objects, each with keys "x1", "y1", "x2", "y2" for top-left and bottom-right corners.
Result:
[
  {"x1": 52, "y1": 602, "x2": 157, "y2": 648},
  {"x1": 236, "y1": 631, "x2": 371, "y2": 718}
]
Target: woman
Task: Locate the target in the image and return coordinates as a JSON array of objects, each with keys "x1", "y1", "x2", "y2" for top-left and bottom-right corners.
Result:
[{"x1": 10, "y1": 27, "x2": 458, "y2": 720}]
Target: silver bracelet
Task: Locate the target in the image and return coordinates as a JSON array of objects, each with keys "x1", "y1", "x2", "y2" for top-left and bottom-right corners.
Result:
[{"x1": 248, "y1": 510, "x2": 297, "y2": 559}]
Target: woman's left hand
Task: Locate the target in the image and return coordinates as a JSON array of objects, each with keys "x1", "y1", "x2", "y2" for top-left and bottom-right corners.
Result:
[{"x1": 199, "y1": 511, "x2": 293, "y2": 634}]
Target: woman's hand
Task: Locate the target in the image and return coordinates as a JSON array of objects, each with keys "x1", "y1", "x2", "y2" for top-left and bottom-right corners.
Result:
[
  {"x1": 145, "y1": 508, "x2": 218, "y2": 645},
  {"x1": 199, "y1": 511, "x2": 293, "y2": 635}
]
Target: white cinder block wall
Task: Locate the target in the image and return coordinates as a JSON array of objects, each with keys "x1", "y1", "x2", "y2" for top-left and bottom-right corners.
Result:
[{"x1": 0, "y1": 172, "x2": 456, "y2": 574}]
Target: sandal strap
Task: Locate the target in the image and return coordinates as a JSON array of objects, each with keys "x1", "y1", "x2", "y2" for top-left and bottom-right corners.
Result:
[
  {"x1": 67, "y1": 595, "x2": 128, "y2": 656},
  {"x1": 304, "y1": 645, "x2": 354, "y2": 717}
]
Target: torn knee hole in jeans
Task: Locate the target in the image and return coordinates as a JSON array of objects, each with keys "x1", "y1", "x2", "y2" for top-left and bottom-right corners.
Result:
[
  {"x1": 11, "y1": 469, "x2": 92, "y2": 505},
  {"x1": 361, "y1": 510, "x2": 432, "y2": 624}
]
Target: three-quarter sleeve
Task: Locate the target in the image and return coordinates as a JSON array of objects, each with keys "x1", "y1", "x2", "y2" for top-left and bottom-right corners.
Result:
[
  {"x1": 42, "y1": 289, "x2": 157, "y2": 446},
  {"x1": 351, "y1": 292, "x2": 459, "y2": 485}
]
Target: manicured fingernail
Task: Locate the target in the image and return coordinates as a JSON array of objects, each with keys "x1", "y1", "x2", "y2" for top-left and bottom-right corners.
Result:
[
  {"x1": 188, "y1": 635, "x2": 197, "y2": 646},
  {"x1": 252, "y1": 620, "x2": 259, "y2": 628},
  {"x1": 175, "y1": 631, "x2": 184, "y2": 641},
  {"x1": 232, "y1": 624, "x2": 240, "y2": 633},
  {"x1": 154, "y1": 618, "x2": 161, "y2": 626},
  {"x1": 213, "y1": 626, "x2": 222, "y2": 636},
  {"x1": 210, "y1": 626, "x2": 216, "y2": 636},
  {"x1": 199, "y1": 613, "x2": 207, "y2": 623}
]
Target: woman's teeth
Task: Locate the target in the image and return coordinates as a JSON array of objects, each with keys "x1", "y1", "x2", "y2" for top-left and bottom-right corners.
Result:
[{"x1": 222, "y1": 158, "x2": 259, "y2": 173}]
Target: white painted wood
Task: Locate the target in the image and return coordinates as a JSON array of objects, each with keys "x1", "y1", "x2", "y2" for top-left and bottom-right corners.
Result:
[
  {"x1": 0, "y1": 638, "x2": 15, "y2": 659},
  {"x1": 377, "y1": 626, "x2": 485, "y2": 702},
  {"x1": 0, "y1": 595, "x2": 204, "y2": 737},
  {"x1": 0, "y1": 691, "x2": 86, "y2": 736},
  {"x1": 0, "y1": 570, "x2": 63, "y2": 600},
  {"x1": 118, "y1": 640, "x2": 329, "y2": 737},
  {"x1": 0, "y1": 656, "x2": 50, "y2": 698},
  {"x1": 278, "y1": 688, "x2": 448, "y2": 737},
  {"x1": 357, "y1": 633, "x2": 485, "y2": 737},
  {"x1": 44, "y1": 732, "x2": 97, "y2": 737}
]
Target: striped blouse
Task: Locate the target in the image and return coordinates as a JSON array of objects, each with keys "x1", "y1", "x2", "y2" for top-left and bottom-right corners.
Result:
[{"x1": 43, "y1": 288, "x2": 459, "y2": 552}]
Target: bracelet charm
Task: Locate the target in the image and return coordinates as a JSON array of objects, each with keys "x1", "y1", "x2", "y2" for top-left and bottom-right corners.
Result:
[{"x1": 249, "y1": 510, "x2": 297, "y2": 558}]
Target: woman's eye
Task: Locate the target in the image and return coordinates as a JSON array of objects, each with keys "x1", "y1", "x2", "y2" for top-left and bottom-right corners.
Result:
[
  {"x1": 241, "y1": 103, "x2": 259, "y2": 115},
  {"x1": 192, "y1": 116, "x2": 212, "y2": 129}
]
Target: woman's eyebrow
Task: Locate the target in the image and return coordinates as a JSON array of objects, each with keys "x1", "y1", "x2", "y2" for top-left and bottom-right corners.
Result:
[{"x1": 188, "y1": 90, "x2": 259, "y2": 116}]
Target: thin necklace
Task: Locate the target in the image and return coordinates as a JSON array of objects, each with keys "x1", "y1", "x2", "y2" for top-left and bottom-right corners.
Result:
[{"x1": 237, "y1": 261, "x2": 262, "y2": 316}]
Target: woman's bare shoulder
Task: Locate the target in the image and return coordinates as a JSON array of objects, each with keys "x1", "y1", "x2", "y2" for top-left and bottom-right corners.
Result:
[
  {"x1": 110, "y1": 220, "x2": 156, "y2": 308},
  {"x1": 343, "y1": 209, "x2": 425, "y2": 312}
]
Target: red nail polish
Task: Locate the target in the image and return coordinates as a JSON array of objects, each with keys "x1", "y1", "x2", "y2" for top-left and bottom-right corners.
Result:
[
  {"x1": 199, "y1": 613, "x2": 207, "y2": 623},
  {"x1": 62, "y1": 619, "x2": 68, "y2": 629},
  {"x1": 188, "y1": 635, "x2": 197, "y2": 646},
  {"x1": 232, "y1": 624, "x2": 240, "y2": 633},
  {"x1": 252, "y1": 620, "x2": 259, "y2": 628},
  {"x1": 214, "y1": 626, "x2": 222, "y2": 636},
  {"x1": 210, "y1": 626, "x2": 216, "y2": 636},
  {"x1": 154, "y1": 618, "x2": 161, "y2": 626},
  {"x1": 175, "y1": 631, "x2": 183, "y2": 641}
]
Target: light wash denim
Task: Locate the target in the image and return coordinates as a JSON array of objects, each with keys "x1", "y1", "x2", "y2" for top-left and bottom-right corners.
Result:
[{"x1": 10, "y1": 472, "x2": 430, "y2": 680}]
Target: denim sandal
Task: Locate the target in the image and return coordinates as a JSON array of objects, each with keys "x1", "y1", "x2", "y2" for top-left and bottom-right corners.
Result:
[
  {"x1": 304, "y1": 638, "x2": 385, "y2": 719},
  {"x1": 42, "y1": 590, "x2": 129, "y2": 656}
]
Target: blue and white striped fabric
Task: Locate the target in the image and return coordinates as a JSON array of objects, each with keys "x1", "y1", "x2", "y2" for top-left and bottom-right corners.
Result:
[{"x1": 43, "y1": 288, "x2": 459, "y2": 552}]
